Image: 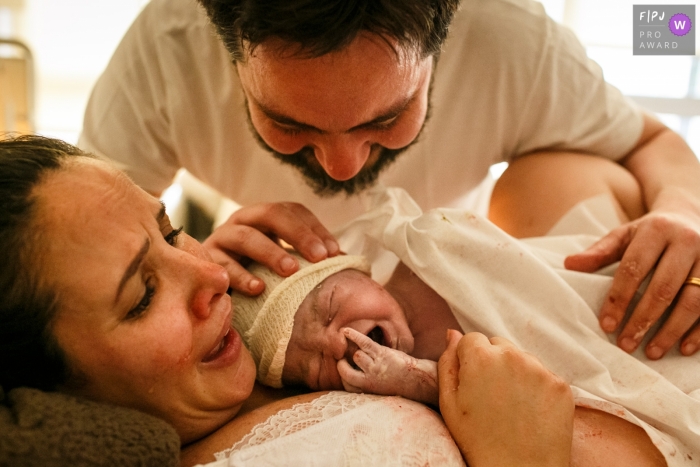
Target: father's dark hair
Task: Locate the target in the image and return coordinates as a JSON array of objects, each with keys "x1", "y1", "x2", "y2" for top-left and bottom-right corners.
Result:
[
  {"x1": 197, "y1": 0, "x2": 461, "y2": 61},
  {"x1": 0, "y1": 134, "x2": 94, "y2": 392}
]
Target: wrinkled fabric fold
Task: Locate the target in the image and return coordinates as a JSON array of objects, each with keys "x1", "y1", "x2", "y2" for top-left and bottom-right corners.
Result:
[{"x1": 337, "y1": 186, "x2": 700, "y2": 465}]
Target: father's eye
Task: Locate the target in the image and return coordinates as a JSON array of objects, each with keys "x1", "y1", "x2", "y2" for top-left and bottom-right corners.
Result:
[
  {"x1": 373, "y1": 115, "x2": 399, "y2": 131},
  {"x1": 276, "y1": 123, "x2": 303, "y2": 137},
  {"x1": 164, "y1": 226, "x2": 183, "y2": 246}
]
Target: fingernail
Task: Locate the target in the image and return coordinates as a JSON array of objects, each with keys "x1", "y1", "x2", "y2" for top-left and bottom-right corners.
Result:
[
  {"x1": 646, "y1": 344, "x2": 663, "y2": 360},
  {"x1": 280, "y1": 256, "x2": 297, "y2": 274},
  {"x1": 620, "y1": 337, "x2": 637, "y2": 353},
  {"x1": 310, "y1": 242, "x2": 328, "y2": 261},
  {"x1": 248, "y1": 278, "x2": 262, "y2": 292},
  {"x1": 601, "y1": 316, "x2": 618, "y2": 332},
  {"x1": 325, "y1": 239, "x2": 340, "y2": 255},
  {"x1": 682, "y1": 342, "x2": 697, "y2": 355}
]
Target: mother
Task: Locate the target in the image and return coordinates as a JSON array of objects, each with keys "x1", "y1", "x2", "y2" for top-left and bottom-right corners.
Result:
[{"x1": 0, "y1": 135, "x2": 656, "y2": 466}]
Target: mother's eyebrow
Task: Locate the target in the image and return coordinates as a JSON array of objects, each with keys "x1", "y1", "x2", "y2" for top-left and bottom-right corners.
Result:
[
  {"x1": 115, "y1": 239, "x2": 150, "y2": 304},
  {"x1": 114, "y1": 203, "x2": 166, "y2": 303}
]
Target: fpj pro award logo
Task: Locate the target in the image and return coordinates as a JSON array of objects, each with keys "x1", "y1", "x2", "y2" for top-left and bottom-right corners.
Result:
[{"x1": 633, "y1": 5, "x2": 695, "y2": 55}]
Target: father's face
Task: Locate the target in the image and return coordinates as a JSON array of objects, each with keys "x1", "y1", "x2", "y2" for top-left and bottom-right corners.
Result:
[{"x1": 236, "y1": 34, "x2": 433, "y2": 196}]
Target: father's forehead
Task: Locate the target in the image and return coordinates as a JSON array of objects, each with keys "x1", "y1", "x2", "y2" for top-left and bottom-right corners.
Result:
[
  {"x1": 238, "y1": 35, "x2": 430, "y2": 131},
  {"x1": 242, "y1": 32, "x2": 421, "y2": 64},
  {"x1": 239, "y1": 33, "x2": 425, "y2": 88}
]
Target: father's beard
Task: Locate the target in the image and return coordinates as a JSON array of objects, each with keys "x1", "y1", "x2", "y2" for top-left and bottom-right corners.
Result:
[{"x1": 245, "y1": 105, "x2": 430, "y2": 198}]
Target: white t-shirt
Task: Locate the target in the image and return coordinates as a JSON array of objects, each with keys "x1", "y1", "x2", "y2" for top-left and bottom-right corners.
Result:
[{"x1": 79, "y1": 0, "x2": 643, "y2": 230}]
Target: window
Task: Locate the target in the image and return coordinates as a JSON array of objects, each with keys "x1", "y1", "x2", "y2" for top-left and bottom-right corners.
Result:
[
  {"x1": 1, "y1": 0, "x2": 149, "y2": 143},
  {"x1": 540, "y1": 0, "x2": 700, "y2": 159}
]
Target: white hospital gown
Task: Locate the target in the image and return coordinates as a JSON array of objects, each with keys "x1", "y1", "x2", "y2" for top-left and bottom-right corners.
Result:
[{"x1": 198, "y1": 392, "x2": 466, "y2": 466}]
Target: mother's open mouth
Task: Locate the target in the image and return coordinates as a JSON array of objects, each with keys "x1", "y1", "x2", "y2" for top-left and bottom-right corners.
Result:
[{"x1": 203, "y1": 328, "x2": 230, "y2": 362}]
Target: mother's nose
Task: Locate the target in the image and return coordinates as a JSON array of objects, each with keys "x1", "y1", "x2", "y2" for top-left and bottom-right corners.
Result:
[
  {"x1": 189, "y1": 259, "x2": 230, "y2": 320},
  {"x1": 314, "y1": 135, "x2": 371, "y2": 181}
]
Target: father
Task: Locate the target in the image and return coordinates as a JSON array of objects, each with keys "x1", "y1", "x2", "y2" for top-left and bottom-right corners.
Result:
[{"x1": 79, "y1": 0, "x2": 700, "y2": 360}]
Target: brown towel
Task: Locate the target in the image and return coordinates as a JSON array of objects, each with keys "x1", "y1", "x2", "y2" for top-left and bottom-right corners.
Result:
[{"x1": 0, "y1": 385, "x2": 180, "y2": 467}]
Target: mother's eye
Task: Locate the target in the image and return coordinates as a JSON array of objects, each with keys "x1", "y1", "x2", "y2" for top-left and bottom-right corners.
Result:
[{"x1": 126, "y1": 282, "x2": 155, "y2": 320}]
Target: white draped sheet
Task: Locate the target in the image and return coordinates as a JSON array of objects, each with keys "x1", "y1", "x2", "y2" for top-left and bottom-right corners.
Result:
[
  {"x1": 337, "y1": 187, "x2": 700, "y2": 466},
  {"x1": 203, "y1": 187, "x2": 699, "y2": 466}
]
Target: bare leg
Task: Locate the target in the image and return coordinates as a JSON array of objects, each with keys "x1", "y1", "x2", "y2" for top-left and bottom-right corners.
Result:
[{"x1": 488, "y1": 152, "x2": 646, "y2": 238}]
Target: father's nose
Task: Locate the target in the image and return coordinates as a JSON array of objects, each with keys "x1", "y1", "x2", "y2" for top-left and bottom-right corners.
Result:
[{"x1": 314, "y1": 135, "x2": 371, "y2": 181}]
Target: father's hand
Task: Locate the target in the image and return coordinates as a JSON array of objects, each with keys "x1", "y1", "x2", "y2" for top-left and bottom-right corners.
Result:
[
  {"x1": 565, "y1": 188, "x2": 700, "y2": 359},
  {"x1": 203, "y1": 202, "x2": 339, "y2": 295}
]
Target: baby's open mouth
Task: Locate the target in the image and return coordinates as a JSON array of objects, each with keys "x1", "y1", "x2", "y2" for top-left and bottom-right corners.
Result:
[
  {"x1": 348, "y1": 327, "x2": 387, "y2": 371},
  {"x1": 367, "y1": 326, "x2": 385, "y2": 346}
]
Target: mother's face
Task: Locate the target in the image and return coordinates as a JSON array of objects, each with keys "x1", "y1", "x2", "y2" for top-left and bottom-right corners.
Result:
[{"x1": 39, "y1": 159, "x2": 255, "y2": 442}]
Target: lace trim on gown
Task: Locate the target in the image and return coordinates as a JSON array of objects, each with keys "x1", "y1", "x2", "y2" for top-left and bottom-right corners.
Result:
[{"x1": 213, "y1": 391, "x2": 466, "y2": 467}]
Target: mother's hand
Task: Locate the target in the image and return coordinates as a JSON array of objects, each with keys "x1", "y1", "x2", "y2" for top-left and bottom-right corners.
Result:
[
  {"x1": 565, "y1": 189, "x2": 700, "y2": 360},
  {"x1": 202, "y1": 202, "x2": 339, "y2": 295},
  {"x1": 437, "y1": 330, "x2": 573, "y2": 467}
]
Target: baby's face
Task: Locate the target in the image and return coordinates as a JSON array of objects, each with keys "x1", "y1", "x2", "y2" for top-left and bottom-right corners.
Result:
[{"x1": 283, "y1": 269, "x2": 413, "y2": 390}]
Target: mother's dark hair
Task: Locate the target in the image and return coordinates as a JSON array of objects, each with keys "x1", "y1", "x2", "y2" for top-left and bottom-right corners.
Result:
[
  {"x1": 197, "y1": 0, "x2": 461, "y2": 62},
  {"x1": 0, "y1": 134, "x2": 94, "y2": 391}
]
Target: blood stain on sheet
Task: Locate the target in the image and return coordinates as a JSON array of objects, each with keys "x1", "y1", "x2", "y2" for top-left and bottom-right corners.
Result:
[{"x1": 465, "y1": 213, "x2": 479, "y2": 224}]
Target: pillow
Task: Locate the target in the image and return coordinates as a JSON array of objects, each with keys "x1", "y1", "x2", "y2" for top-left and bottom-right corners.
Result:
[{"x1": 0, "y1": 385, "x2": 180, "y2": 467}]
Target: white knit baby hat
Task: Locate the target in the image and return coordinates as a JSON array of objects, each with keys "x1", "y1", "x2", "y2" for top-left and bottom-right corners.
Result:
[{"x1": 231, "y1": 251, "x2": 371, "y2": 388}]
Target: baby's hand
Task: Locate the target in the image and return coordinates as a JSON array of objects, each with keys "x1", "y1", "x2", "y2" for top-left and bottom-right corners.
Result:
[{"x1": 337, "y1": 328, "x2": 438, "y2": 405}]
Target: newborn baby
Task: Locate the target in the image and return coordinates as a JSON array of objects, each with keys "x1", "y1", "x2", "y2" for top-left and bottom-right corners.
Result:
[{"x1": 231, "y1": 252, "x2": 453, "y2": 405}]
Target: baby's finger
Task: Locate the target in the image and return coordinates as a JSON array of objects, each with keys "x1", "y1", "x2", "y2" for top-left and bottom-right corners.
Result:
[
  {"x1": 351, "y1": 349, "x2": 378, "y2": 373},
  {"x1": 343, "y1": 328, "x2": 381, "y2": 357},
  {"x1": 337, "y1": 359, "x2": 367, "y2": 391},
  {"x1": 341, "y1": 380, "x2": 362, "y2": 393}
]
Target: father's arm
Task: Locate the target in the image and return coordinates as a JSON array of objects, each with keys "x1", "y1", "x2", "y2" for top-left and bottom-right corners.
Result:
[{"x1": 566, "y1": 113, "x2": 700, "y2": 359}]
